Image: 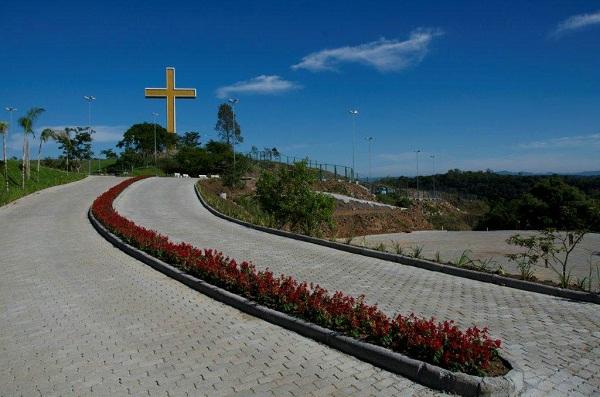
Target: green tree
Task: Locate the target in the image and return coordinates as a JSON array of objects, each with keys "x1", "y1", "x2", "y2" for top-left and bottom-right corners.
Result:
[
  {"x1": 100, "y1": 149, "x2": 117, "y2": 159},
  {"x1": 178, "y1": 131, "x2": 201, "y2": 148},
  {"x1": 18, "y1": 107, "x2": 45, "y2": 188},
  {"x1": 256, "y1": 161, "x2": 336, "y2": 236},
  {"x1": 54, "y1": 127, "x2": 94, "y2": 172},
  {"x1": 0, "y1": 121, "x2": 8, "y2": 192},
  {"x1": 215, "y1": 104, "x2": 242, "y2": 145},
  {"x1": 37, "y1": 128, "x2": 55, "y2": 177},
  {"x1": 117, "y1": 123, "x2": 175, "y2": 165}
]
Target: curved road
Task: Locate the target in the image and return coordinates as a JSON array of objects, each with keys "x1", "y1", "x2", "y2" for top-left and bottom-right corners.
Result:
[
  {"x1": 116, "y1": 177, "x2": 600, "y2": 396},
  {"x1": 1, "y1": 177, "x2": 435, "y2": 396}
]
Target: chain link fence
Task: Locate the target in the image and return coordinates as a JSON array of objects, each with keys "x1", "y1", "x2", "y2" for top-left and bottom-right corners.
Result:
[{"x1": 247, "y1": 150, "x2": 357, "y2": 181}]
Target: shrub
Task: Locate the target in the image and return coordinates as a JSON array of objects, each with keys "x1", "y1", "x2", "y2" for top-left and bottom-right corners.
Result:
[
  {"x1": 256, "y1": 161, "x2": 335, "y2": 236},
  {"x1": 92, "y1": 177, "x2": 502, "y2": 376}
]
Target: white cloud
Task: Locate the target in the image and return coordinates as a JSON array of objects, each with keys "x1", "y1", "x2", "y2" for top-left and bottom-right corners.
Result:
[
  {"x1": 553, "y1": 10, "x2": 600, "y2": 36},
  {"x1": 518, "y1": 133, "x2": 600, "y2": 149},
  {"x1": 291, "y1": 28, "x2": 443, "y2": 72},
  {"x1": 37, "y1": 125, "x2": 125, "y2": 143},
  {"x1": 216, "y1": 75, "x2": 301, "y2": 99}
]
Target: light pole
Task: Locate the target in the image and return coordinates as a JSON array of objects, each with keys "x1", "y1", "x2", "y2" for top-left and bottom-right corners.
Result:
[
  {"x1": 228, "y1": 98, "x2": 239, "y2": 172},
  {"x1": 365, "y1": 136, "x2": 374, "y2": 183},
  {"x1": 430, "y1": 155, "x2": 436, "y2": 199},
  {"x1": 152, "y1": 112, "x2": 159, "y2": 168},
  {"x1": 349, "y1": 109, "x2": 359, "y2": 181},
  {"x1": 4, "y1": 107, "x2": 17, "y2": 192},
  {"x1": 83, "y1": 95, "x2": 95, "y2": 175},
  {"x1": 415, "y1": 149, "x2": 421, "y2": 200}
]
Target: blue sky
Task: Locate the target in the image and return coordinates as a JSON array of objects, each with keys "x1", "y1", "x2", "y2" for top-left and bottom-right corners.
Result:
[{"x1": 1, "y1": 0, "x2": 599, "y2": 176}]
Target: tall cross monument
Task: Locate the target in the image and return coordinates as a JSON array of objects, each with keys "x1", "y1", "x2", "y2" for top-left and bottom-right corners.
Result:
[{"x1": 145, "y1": 67, "x2": 196, "y2": 133}]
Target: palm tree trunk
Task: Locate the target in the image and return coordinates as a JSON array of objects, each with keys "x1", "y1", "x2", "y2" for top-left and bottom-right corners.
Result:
[
  {"x1": 25, "y1": 138, "x2": 30, "y2": 179},
  {"x1": 3, "y1": 131, "x2": 7, "y2": 192},
  {"x1": 37, "y1": 140, "x2": 42, "y2": 181},
  {"x1": 22, "y1": 134, "x2": 25, "y2": 189}
]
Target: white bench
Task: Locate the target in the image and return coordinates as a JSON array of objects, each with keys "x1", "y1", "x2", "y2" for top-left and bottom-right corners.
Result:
[
  {"x1": 174, "y1": 172, "x2": 181, "y2": 178},
  {"x1": 182, "y1": 173, "x2": 190, "y2": 178}
]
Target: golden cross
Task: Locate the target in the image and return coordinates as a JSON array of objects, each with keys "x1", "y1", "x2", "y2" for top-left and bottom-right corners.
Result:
[{"x1": 145, "y1": 67, "x2": 196, "y2": 133}]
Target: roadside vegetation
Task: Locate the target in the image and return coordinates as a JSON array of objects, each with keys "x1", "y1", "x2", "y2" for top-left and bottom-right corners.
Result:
[{"x1": 0, "y1": 160, "x2": 86, "y2": 206}]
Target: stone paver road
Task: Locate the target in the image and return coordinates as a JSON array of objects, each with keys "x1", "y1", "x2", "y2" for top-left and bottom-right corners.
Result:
[
  {"x1": 1, "y1": 176, "x2": 438, "y2": 396},
  {"x1": 116, "y1": 177, "x2": 600, "y2": 396}
]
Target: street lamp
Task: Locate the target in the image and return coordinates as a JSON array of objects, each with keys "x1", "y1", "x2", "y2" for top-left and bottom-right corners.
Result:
[
  {"x1": 415, "y1": 149, "x2": 421, "y2": 200},
  {"x1": 365, "y1": 136, "x2": 374, "y2": 183},
  {"x1": 83, "y1": 95, "x2": 96, "y2": 175},
  {"x1": 430, "y1": 155, "x2": 436, "y2": 199},
  {"x1": 152, "y1": 112, "x2": 159, "y2": 168},
  {"x1": 228, "y1": 98, "x2": 239, "y2": 171},
  {"x1": 4, "y1": 107, "x2": 17, "y2": 192},
  {"x1": 348, "y1": 109, "x2": 359, "y2": 181}
]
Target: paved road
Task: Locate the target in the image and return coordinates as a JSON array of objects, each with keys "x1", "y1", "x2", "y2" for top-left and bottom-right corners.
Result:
[
  {"x1": 351, "y1": 231, "x2": 600, "y2": 289},
  {"x1": 116, "y1": 177, "x2": 600, "y2": 396},
  {"x1": 1, "y1": 177, "x2": 436, "y2": 396}
]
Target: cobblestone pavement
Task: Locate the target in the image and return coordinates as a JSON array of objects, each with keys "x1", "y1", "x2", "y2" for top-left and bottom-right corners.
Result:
[
  {"x1": 351, "y1": 230, "x2": 600, "y2": 289},
  {"x1": 0, "y1": 177, "x2": 439, "y2": 396},
  {"x1": 116, "y1": 177, "x2": 600, "y2": 396}
]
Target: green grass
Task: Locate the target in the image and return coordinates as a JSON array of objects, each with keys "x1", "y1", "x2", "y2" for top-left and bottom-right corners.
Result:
[
  {"x1": 197, "y1": 182, "x2": 274, "y2": 227},
  {"x1": 0, "y1": 160, "x2": 86, "y2": 206},
  {"x1": 130, "y1": 166, "x2": 165, "y2": 176}
]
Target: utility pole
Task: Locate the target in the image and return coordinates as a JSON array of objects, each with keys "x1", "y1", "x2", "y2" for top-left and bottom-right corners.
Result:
[
  {"x1": 365, "y1": 136, "x2": 374, "y2": 183},
  {"x1": 415, "y1": 150, "x2": 421, "y2": 200},
  {"x1": 349, "y1": 109, "x2": 359, "y2": 181},
  {"x1": 430, "y1": 154, "x2": 436, "y2": 199},
  {"x1": 152, "y1": 112, "x2": 159, "y2": 168},
  {"x1": 84, "y1": 96, "x2": 95, "y2": 175}
]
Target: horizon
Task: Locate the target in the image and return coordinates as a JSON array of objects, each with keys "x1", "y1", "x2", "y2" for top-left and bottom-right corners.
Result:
[{"x1": 1, "y1": 1, "x2": 599, "y2": 176}]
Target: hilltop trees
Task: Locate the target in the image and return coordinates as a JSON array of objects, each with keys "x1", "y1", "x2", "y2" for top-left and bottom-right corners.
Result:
[
  {"x1": 117, "y1": 123, "x2": 175, "y2": 166},
  {"x1": 215, "y1": 104, "x2": 242, "y2": 145}
]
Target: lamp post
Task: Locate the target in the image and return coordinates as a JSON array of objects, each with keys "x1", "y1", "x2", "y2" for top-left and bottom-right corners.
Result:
[
  {"x1": 348, "y1": 109, "x2": 359, "y2": 181},
  {"x1": 83, "y1": 95, "x2": 95, "y2": 175},
  {"x1": 365, "y1": 136, "x2": 374, "y2": 183},
  {"x1": 430, "y1": 154, "x2": 436, "y2": 199},
  {"x1": 415, "y1": 149, "x2": 421, "y2": 200},
  {"x1": 152, "y1": 112, "x2": 159, "y2": 167},
  {"x1": 4, "y1": 107, "x2": 17, "y2": 192},
  {"x1": 228, "y1": 98, "x2": 239, "y2": 172}
]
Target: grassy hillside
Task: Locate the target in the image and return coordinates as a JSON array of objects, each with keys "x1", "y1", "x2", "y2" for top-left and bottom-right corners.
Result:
[{"x1": 0, "y1": 160, "x2": 86, "y2": 206}]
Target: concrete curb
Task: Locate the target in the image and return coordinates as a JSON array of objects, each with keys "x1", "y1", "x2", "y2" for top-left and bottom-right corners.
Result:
[
  {"x1": 195, "y1": 184, "x2": 600, "y2": 305},
  {"x1": 89, "y1": 207, "x2": 523, "y2": 396}
]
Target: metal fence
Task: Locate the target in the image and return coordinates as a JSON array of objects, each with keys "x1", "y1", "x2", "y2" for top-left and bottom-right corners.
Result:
[{"x1": 247, "y1": 150, "x2": 357, "y2": 181}]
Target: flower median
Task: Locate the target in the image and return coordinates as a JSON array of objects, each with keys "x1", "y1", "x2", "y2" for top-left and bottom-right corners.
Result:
[{"x1": 92, "y1": 177, "x2": 505, "y2": 376}]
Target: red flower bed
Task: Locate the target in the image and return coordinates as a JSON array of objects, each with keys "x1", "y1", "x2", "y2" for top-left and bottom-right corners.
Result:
[{"x1": 92, "y1": 177, "x2": 502, "y2": 376}]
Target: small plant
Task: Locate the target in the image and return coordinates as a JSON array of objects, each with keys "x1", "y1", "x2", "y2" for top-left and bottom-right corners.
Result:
[
  {"x1": 344, "y1": 235, "x2": 354, "y2": 245},
  {"x1": 474, "y1": 257, "x2": 497, "y2": 273},
  {"x1": 454, "y1": 250, "x2": 474, "y2": 267},
  {"x1": 411, "y1": 245, "x2": 424, "y2": 259},
  {"x1": 574, "y1": 277, "x2": 588, "y2": 291},
  {"x1": 434, "y1": 251, "x2": 441, "y2": 263},
  {"x1": 392, "y1": 240, "x2": 403, "y2": 255},
  {"x1": 375, "y1": 242, "x2": 386, "y2": 252},
  {"x1": 506, "y1": 230, "x2": 588, "y2": 288}
]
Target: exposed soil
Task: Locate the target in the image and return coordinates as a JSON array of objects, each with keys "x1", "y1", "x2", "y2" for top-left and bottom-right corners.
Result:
[
  {"x1": 200, "y1": 178, "x2": 432, "y2": 237},
  {"x1": 314, "y1": 179, "x2": 376, "y2": 201}
]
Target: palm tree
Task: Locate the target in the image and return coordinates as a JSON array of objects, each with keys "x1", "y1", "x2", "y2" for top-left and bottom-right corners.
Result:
[
  {"x1": 0, "y1": 121, "x2": 8, "y2": 192},
  {"x1": 54, "y1": 129, "x2": 72, "y2": 173},
  {"x1": 37, "y1": 128, "x2": 55, "y2": 178},
  {"x1": 18, "y1": 107, "x2": 45, "y2": 188}
]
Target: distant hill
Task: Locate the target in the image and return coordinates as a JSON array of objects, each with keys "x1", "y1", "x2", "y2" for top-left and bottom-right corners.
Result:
[{"x1": 495, "y1": 170, "x2": 600, "y2": 177}]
